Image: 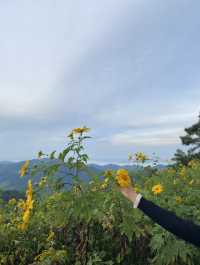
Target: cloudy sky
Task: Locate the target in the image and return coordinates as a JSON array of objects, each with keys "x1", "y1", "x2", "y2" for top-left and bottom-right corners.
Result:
[{"x1": 0, "y1": 0, "x2": 200, "y2": 164}]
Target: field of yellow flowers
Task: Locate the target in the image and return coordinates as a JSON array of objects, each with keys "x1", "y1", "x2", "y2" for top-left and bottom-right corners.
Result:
[{"x1": 0, "y1": 127, "x2": 200, "y2": 265}]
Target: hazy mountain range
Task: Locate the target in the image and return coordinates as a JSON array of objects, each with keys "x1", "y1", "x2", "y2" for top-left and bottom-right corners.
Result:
[{"x1": 0, "y1": 159, "x2": 167, "y2": 191}]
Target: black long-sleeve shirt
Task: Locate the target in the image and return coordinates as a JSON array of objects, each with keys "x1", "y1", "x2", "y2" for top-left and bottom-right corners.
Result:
[{"x1": 138, "y1": 197, "x2": 200, "y2": 247}]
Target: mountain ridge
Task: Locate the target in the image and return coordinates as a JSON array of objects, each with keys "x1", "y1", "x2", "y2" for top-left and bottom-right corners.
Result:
[{"x1": 0, "y1": 159, "x2": 167, "y2": 191}]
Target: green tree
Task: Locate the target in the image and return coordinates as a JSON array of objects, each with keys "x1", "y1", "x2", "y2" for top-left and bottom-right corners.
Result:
[{"x1": 173, "y1": 113, "x2": 200, "y2": 165}]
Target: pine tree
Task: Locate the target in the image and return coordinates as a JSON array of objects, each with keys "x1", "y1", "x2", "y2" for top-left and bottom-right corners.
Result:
[
  {"x1": 173, "y1": 113, "x2": 200, "y2": 165},
  {"x1": 180, "y1": 113, "x2": 200, "y2": 152}
]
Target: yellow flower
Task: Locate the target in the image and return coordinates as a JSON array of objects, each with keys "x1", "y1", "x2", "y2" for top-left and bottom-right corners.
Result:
[
  {"x1": 73, "y1": 128, "x2": 83, "y2": 133},
  {"x1": 72, "y1": 126, "x2": 90, "y2": 134},
  {"x1": 175, "y1": 196, "x2": 182, "y2": 204},
  {"x1": 19, "y1": 160, "x2": 30, "y2": 177},
  {"x1": 115, "y1": 169, "x2": 131, "y2": 188},
  {"x1": 152, "y1": 184, "x2": 163, "y2": 195},
  {"x1": 18, "y1": 180, "x2": 34, "y2": 231}
]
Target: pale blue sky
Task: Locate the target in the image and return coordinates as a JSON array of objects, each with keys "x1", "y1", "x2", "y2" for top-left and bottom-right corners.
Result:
[{"x1": 0, "y1": 0, "x2": 200, "y2": 164}]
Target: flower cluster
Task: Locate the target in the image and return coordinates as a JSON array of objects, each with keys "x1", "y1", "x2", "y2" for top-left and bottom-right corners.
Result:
[
  {"x1": 135, "y1": 152, "x2": 148, "y2": 163},
  {"x1": 129, "y1": 152, "x2": 149, "y2": 163},
  {"x1": 19, "y1": 160, "x2": 30, "y2": 177},
  {"x1": 18, "y1": 180, "x2": 34, "y2": 231},
  {"x1": 115, "y1": 169, "x2": 131, "y2": 188}
]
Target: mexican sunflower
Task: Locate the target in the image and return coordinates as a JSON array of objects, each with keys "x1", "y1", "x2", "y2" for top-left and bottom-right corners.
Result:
[
  {"x1": 18, "y1": 180, "x2": 34, "y2": 231},
  {"x1": 115, "y1": 169, "x2": 132, "y2": 188},
  {"x1": 152, "y1": 184, "x2": 163, "y2": 195},
  {"x1": 19, "y1": 160, "x2": 30, "y2": 177}
]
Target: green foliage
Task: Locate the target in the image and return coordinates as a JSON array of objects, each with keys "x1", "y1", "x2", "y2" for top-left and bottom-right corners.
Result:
[
  {"x1": 173, "y1": 113, "x2": 200, "y2": 165},
  {"x1": 0, "y1": 127, "x2": 200, "y2": 264}
]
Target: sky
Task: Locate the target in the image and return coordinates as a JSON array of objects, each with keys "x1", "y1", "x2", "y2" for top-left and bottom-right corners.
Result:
[{"x1": 0, "y1": 0, "x2": 200, "y2": 164}]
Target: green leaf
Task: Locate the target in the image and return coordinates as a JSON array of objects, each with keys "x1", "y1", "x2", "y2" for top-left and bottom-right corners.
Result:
[{"x1": 50, "y1": 150, "x2": 56, "y2": 159}]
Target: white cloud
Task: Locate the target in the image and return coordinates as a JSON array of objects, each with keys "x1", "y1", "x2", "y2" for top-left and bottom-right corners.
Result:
[
  {"x1": 0, "y1": 1, "x2": 130, "y2": 117},
  {"x1": 0, "y1": 0, "x2": 200, "y2": 162},
  {"x1": 0, "y1": 87, "x2": 54, "y2": 117},
  {"x1": 96, "y1": 104, "x2": 199, "y2": 128},
  {"x1": 105, "y1": 127, "x2": 184, "y2": 146}
]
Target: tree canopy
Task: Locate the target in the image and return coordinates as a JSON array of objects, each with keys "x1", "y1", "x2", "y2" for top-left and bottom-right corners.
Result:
[{"x1": 173, "y1": 113, "x2": 200, "y2": 165}]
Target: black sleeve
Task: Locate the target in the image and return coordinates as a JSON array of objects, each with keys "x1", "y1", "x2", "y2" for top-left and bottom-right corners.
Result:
[{"x1": 138, "y1": 197, "x2": 200, "y2": 247}]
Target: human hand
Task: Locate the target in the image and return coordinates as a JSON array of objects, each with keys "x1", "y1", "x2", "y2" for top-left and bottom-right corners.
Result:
[{"x1": 119, "y1": 187, "x2": 138, "y2": 204}]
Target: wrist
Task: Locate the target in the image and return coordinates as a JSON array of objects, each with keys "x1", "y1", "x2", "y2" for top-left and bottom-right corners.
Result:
[
  {"x1": 133, "y1": 193, "x2": 142, "y2": 208},
  {"x1": 130, "y1": 190, "x2": 138, "y2": 203}
]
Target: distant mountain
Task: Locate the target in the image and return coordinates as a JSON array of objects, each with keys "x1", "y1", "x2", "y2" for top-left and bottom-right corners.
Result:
[
  {"x1": 0, "y1": 161, "x2": 15, "y2": 165},
  {"x1": 0, "y1": 159, "x2": 167, "y2": 191}
]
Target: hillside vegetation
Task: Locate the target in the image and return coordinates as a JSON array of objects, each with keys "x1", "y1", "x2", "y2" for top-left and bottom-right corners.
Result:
[{"x1": 0, "y1": 126, "x2": 200, "y2": 265}]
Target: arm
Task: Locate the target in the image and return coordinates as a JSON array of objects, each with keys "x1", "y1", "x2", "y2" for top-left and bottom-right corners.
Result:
[{"x1": 120, "y1": 187, "x2": 200, "y2": 248}]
